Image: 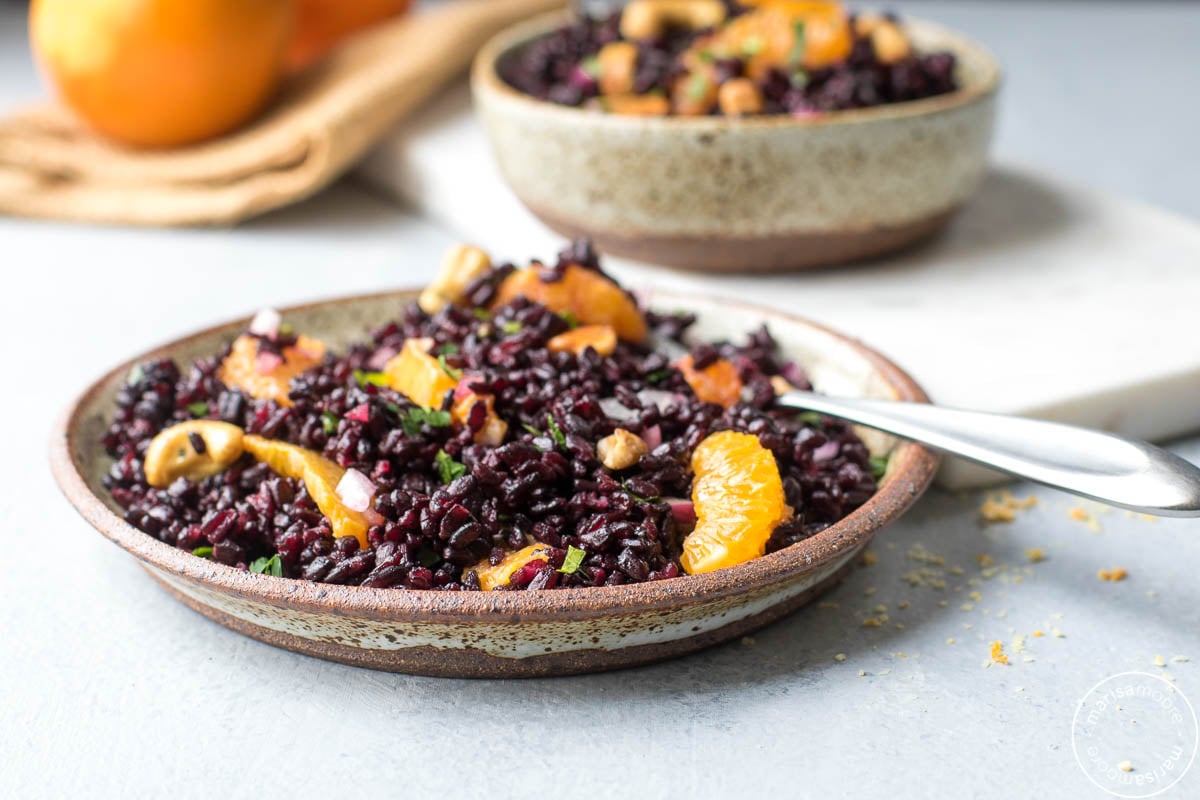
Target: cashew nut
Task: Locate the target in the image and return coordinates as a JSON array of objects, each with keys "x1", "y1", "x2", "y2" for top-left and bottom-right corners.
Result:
[
  {"x1": 597, "y1": 428, "x2": 650, "y2": 471},
  {"x1": 597, "y1": 41, "x2": 638, "y2": 96},
  {"x1": 620, "y1": 0, "x2": 727, "y2": 41},
  {"x1": 418, "y1": 244, "x2": 492, "y2": 314},
  {"x1": 717, "y1": 78, "x2": 765, "y2": 116},
  {"x1": 870, "y1": 21, "x2": 911, "y2": 63},
  {"x1": 143, "y1": 420, "x2": 245, "y2": 488}
]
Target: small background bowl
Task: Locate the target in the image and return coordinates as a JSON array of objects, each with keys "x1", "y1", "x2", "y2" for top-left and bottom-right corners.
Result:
[
  {"x1": 473, "y1": 12, "x2": 1000, "y2": 273},
  {"x1": 51, "y1": 290, "x2": 938, "y2": 678}
]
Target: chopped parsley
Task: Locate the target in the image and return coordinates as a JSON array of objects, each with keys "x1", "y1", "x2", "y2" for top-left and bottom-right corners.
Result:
[
  {"x1": 788, "y1": 20, "x2": 807, "y2": 65},
  {"x1": 416, "y1": 545, "x2": 441, "y2": 568},
  {"x1": 742, "y1": 36, "x2": 765, "y2": 56},
  {"x1": 500, "y1": 320, "x2": 524, "y2": 335},
  {"x1": 437, "y1": 354, "x2": 462, "y2": 381},
  {"x1": 186, "y1": 401, "x2": 209, "y2": 417},
  {"x1": 437, "y1": 343, "x2": 459, "y2": 355},
  {"x1": 869, "y1": 455, "x2": 889, "y2": 480},
  {"x1": 697, "y1": 49, "x2": 716, "y2": 63},
  {"x1": 127, "y1": 364, "x2": 145, "y2": 385},
  {"x1": 559, "y1": 309, "x2": 580, "y2": 329},
  {"x1": 321, "y1": 410, "x2": 339, "y2": 435},
  {"x1": 797, "y1": 411, "x2": 823, "y2": 426},
  {"x1": 545, "y1": 414, "x2": 567, "y2": 449},
  {"x1": 191, "y1": 546, "x2": 214, "y2": 559},
  {"x1": 580, "y1": 55, "x2": 601, "y2": 79},
  {"x1": 472, "y1": 308, "x2": 492, "y2": 321},
  {"x1": 434, "y1": 449, "x2": 467, "y2": 484},
  {"x1": 249, "y1": 554, "x2": 283, "y2": 576},
  {"x1": 645, "y1": 369, "x2": 672, "y2": 384},
  {"x1": 401, "y1": 407, "x2": 452, "y2": 436},
  {"x1": 623, "y1": 481, "x2": 658, "y2": 503},
  {"x1": 686, "y1": 72, "x2": 710, "y2": 102},
  {"x1": 352, "y1": 369, "x2": 389, "y2": 388},
  {"x1": 791, "y1": 68, "x2": 809, "y2": 87},
  {"x1": 278, "y1": 322, "x2": 295, "y2": 337},
  {"x1": 558, "y1": 545, "x2": 587, "y2": 575}
]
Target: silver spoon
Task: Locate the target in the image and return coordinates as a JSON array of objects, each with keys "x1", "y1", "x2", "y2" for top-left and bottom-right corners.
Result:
[{"x1": 649, "y1": 336, "x2": 1200, "y2": 517}]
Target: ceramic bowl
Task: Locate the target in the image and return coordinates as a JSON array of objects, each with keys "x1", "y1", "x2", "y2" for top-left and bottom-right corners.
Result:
[
  {"x1": 51, "y1": 290, "x2": 938, "y2": 678},
  {"x1": 472, "y1": 12, "x2": 1000, "y2": 272}
]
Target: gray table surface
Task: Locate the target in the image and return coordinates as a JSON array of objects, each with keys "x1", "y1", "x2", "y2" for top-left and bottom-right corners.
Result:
[{"x1": 2, "y1": 3, "x2": 1199, "y2": 799}]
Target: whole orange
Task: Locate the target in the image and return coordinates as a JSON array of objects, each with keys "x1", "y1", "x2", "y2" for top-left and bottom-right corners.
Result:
[
  {"x1": 287, "y1": 0, "x2": 413, "y2": 71},
  {"x1": 30, "y1": 0, "x2": 294, "y2": 148}
]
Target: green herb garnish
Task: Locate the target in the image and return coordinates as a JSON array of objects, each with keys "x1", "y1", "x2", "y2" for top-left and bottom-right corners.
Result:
[
  {"x1": 402, "y1": 407, "x2": 452, "y2": 436},
  {"x1": 697, "y1": 49, "x2": 716, "y2": 63},
  {"x1": 791, "y1": 68, "x2": 809, "y2": 87},
  {"x1": 434, "y1": 449, "x2": 467, "y2": 484},
  {"x1": 559, "y1": 310, "x2": 580, "y2": 329},
  {"x1": 797, "y1": 411, "x2": 823, "y2": 426},
  {"x1": 622, "y1": 481, "x2": 658, "y2": 503},
  {"x1": 581, "y1": 55, "x2": 601, "y2": 79},
  {"x1": 500, "y1": 320, "x2": 524, "y2": 335},
  {"x1": 127, "y1": 364, "x2": 145, "y2": 385},
  {"x1": 186, "y1": 401, "x2": 209, "y2": 417},
  {"x1": 416, "y1": 545, "x2": 441, "y2": 569},
  {"x1": 278, "y1": 322, "x2": 295, "y2": 337},
  {"x1": 869, "y1": 455, "x2": 889, "y2": 480},
  {"x1": 558, "y1": 545, "x2": 587, "y2": 575},
  {"x1": 788, "y1": 20, "x2": 807, "y2": 65},
  {"x1": 352, "y1": 369, "x2": 389, "y2": 388},
  {"x1": 437, "y1": 343, "x2": 459, "y2": 355},
  {"x1": 321, "y1": 410, "x2": 339, "y2": 435},
  {"x1": 686, "y1": 72, "x2": 710, "y2": 103},
  {"x1": 472, "y1": 308, "x2": 492, "y2": 321},
  {"x1": 437, "y1": 354, "x2": 462, "y2": 381},
  {"x1": 249, "y1": 554, "x2": 283, "y2": 577},
  {"x1": 192, "y1": 546, "x2": 214, "y2": 559},
  {"x1": 522, "y1": 423, "x2": 542, "y2": 437},
  {"x1": 645, "y1": 369, "x2": 672, "y2": 384},
  {"x1": 742, "y1": 36, "x2": 765, "y2": 56},
  {"x1": 545, "y1": 413, "x2": 566, "y2": 449}
]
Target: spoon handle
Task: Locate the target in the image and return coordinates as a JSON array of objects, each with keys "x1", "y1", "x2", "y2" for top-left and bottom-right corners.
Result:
[{"x1": 777, "y1": 391, "x2": 1200, "y2": 517}]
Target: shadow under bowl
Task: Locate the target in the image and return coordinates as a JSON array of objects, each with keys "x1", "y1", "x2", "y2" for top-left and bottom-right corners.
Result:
[
  {"x1": 472, "y1": 12, "x2": 1001, "y2": 273},
  {"x1": 51, "y1": 289, "x2": 938, "y2": 677}
]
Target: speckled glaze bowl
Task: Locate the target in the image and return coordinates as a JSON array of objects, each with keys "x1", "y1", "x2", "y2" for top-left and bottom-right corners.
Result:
[
  {"x1": 51, "y1": 290, "x2": 938, "y2": 678},
  {"x1": 473, "y1": 12, "x2": 1000, "y2": 272}
]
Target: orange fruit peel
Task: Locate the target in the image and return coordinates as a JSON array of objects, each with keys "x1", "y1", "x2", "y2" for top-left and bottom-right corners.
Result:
[
  {"x1": 676, "y1": 355, "x2": 744, "y2": 408},
  {"x1": 243, "y1": 435, "x2": 372, "y2": 548},
  {"x1": 491, "y1": 265, "x2": 648, "y2": 344},
  {"x1": 681, "y1": 431, "x2": 790, "y2": 574},
  {"x1": 217, "y1": 334, "x2": 326, "y2": 407}
]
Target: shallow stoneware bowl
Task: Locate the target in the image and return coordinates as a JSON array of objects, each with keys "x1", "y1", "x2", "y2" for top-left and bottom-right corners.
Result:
[
  {"x1": 473, "y1": 12, "x2": 1000, "y2": 273},
  {"x1": 52, "y1": 290, "x2": 938, "y2": 678}
]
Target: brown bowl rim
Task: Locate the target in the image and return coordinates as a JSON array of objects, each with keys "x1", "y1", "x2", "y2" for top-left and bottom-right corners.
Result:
[
  {"x1": 50, "y1": 288, "x2": 940, "y2": 624},
  {"x1": 471, "y1": 10, "x2": 1002, "y2": 131}
]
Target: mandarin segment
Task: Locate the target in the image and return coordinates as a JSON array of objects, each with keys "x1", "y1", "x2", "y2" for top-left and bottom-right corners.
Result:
[
  {"x1": 491, "y1": 265, "x2": 648, "y2": 343},
  {"x1": 709, "y1": 2, "x2": 851, "y2": 76},
  {"x1": 682, "y1": 431, "x2": 789, "y2": 574},
  {"x1": 471, "y1": 544, "x2": 553, "y2": 591},
  {"x1": 217, "y1": 334, "x2": 326, "y2": 407},
  {"x1": 243, "y1": 435, "x2": 371, "y2": 548},
  {"x1": 546, "y1": 324, "x2": 618, "y2": 357},
  {"x1": 384, "y1": 338, "x2": 507, "y2": 444},
  {"x1": 676, "y1": 355, "x2": 744, "y2": 408}
]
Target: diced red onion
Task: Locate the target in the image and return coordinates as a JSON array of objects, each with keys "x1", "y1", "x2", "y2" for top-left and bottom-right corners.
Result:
[
  {"x1": 812, "y1": 441, "x2": 840, "y2": 462},
  {"x1": 665, "y1": 497, "x2": 696, "y2": 527},
  {"x1": 637, "y1": 389, "x2": 681, "y2": 411},
  {"x1": 366, "y1": 346, "x2": 398, "y2": 371},
  {"x1": 642, "y1": 424, "x2": 663, "y2": 450},
  {"x1": 345, "y1": 403, "x2": 370, "y2": 423},
  {"x1": 248, "y1": 308, "x2": 281, "y2": 338},
  {"x1": 336, "y1": 468, "x2": 376, "y2": 513},
  {"x1": 599, "y1": 397, "x2": 638, "y2": 423},
  {"x1": 255, "y1": 350, "x2": 284, "y2": 375},
  {"x1": 567, "y1": 64, "x2": 597, "y2": 92}
]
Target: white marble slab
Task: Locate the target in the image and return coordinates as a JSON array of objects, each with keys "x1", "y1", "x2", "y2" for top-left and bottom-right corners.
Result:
[{"x1": 358, "y1": 82, "x2": 1200, "y2": 488}]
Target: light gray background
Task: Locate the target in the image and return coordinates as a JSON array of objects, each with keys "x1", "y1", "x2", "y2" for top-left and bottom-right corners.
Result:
[{"x1": 2, "y1": 3, "x2": 1199, "y2": 799}]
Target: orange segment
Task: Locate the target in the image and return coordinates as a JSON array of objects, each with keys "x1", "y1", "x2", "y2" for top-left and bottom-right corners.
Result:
[
  {"x1": 243, "y1": 435, "x2": 371, "y2": 548},
  {"x1": 547, "y1": 325, "x2": 618, "y2": 357},
  {"x1": 676, "y1": 355, "x2": 744, "y2": 408},
  {"x1": 470, "y1": 544, "x2": 553, "y2": 591},
  {"x1": 383, "y1": 338, "x2": 507, "y2": 444},
  {"x1": 217, "y1": 334, "x2": 326, "y2": 407},
  {"x1": 491, "y1": 265, "x2": 648, "y2": 344},
  {"x1": 602, "y1": 93, "x2": 671, "y2": 116},
  {"x1": 682, "y1": 431, "x2": 789, "y2": 574},
  {"x1": 382, "y1": 338, "x2": 457, "y2": 411}
]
